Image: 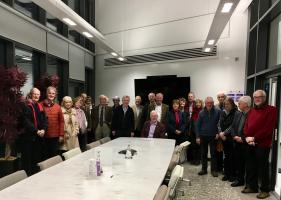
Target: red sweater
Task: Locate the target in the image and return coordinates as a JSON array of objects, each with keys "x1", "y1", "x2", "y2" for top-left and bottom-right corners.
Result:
[
  {"x1": 41, "y1": 102, "x2": 64, "y2": 138},
  {"x1": 244, "y1": 105, "x2": 277, "y2": 148}
]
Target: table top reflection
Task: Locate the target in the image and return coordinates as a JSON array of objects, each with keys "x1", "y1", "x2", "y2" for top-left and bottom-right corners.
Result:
[{"x1": 0, "y1": 137, "x2": 175, "y2": 200}]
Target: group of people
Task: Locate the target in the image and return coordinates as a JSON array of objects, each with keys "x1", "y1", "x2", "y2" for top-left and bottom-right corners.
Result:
[
  {"x1": 20, "y1": 87, "x2": 90, "y2": 176},
  {"x1": 195, "y1": 90, "x2": 277, "y2": 199},
  {"x1": 19, "y1": 86, "x2": 277, "y2": 199}
]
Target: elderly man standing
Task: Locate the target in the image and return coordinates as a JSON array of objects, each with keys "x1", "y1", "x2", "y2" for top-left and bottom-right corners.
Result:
[
  {"x1": 141, "y1": 111, "x2": 166, "y2": 138},
  {"x1": 230, "y1": 96, "x2": 252, "y2": 187},
  {"x1": 215, "y1": 91, "x2": 227, "y2": 173},
  {"x1": 111, "y1": 95, "x2": 135, "y2": 138},
  {"x1": 112, "y1": 96, "x2": 120, "y2": 113},
  {"x1": 147, "y1": 93, "x2": 169, "y2": 124},
  {"x1": 242, "y1": 90, "x2": 277, "y2": 199},
  {"x1": 91, "y1": 95, "x2": 112, "y2": 141},
  {"x1": 140, "y1": 92, "x2": 156, "y2": 129},
  {"x1": 132, "y1": 96, "x2": 144, "y2": 137},
  {"x1": 196, "y1": 97, "x2": 220, "y2": 177}
]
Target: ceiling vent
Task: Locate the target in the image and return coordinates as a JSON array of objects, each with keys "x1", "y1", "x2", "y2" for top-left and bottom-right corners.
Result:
[{"x1": 105, "y1": 46, "x2": 217, "y2": 67}]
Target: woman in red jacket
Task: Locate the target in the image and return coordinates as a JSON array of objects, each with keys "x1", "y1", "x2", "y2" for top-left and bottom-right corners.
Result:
[{"x1": 41, "y1": 86, "x2": 64, "y2": 159}]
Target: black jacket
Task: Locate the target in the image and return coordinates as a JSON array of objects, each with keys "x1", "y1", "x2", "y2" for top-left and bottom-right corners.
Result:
[
  {"x1": 217, "y1": 108, "x2": 237, "y2": 137},
  {"x1": 230, "y1": 110, "x2": 248, "y2": 141},
  {"x1": 111, "y1": 105, "x2": 134, "y2": 133},
  {"x1": 22, "y1": 102, "x2": 48, "y2": 141}
]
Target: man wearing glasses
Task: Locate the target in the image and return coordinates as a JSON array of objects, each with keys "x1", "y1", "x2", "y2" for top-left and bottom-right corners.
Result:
[{"x1": 242, "y1": 90, "x2": 277, "y2": 199}]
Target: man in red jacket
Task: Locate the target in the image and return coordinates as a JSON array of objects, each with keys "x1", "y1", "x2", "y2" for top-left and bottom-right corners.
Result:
[{"x1": 242, "y1": 90, "x2": 277, "y2": 199}]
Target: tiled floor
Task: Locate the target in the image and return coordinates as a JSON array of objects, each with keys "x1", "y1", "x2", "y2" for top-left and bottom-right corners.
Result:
[{"x1": 175, "y1": 163, "x2": 278, "y2": 200}]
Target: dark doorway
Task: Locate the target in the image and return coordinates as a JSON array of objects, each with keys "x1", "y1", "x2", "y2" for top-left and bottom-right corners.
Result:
[{"x1": 134, "y1": 75, "x2": 190, "y2": 106}]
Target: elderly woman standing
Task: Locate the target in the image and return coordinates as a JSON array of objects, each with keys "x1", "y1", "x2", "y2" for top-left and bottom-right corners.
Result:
[
  {"x1": 167, "y1": 99, "x2": 186, "y2": 145},
  {"x1": 60, "y1": 96, "x2": 79, "y2": 151},
  {"x1": 74, "y1": 97, "x2": 88, "y2": 151},
  {"x1": 41, "y1": 86, "x2": 64, "y2": 159},
  {"x1": 218, "y1": 97, "x2": 238, "y2": 182}
]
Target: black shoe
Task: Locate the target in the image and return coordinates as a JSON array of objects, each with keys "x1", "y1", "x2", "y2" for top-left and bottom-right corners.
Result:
[
  {"x1": 231, "y1": 180, "x2": 244, "y2": 187},
  {"x1": 222, "y1": 176, "x2": 228, "y2": 181},
  {"x1": 228, "y1": 176, "x2": 236, "y2": 182},
  {"x1": 211, "y1": 171, "x2": 218, "y2": 177},
  {"x1": 198, "y1": 170, "x2": 207, "y2": 175}
]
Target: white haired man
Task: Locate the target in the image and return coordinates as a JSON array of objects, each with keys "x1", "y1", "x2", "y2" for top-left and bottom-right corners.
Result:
[
  {"x1": 132, "y1": 96, "x2": 144, "y2": 137},
  {"x1": 91, "y1": 95, "x2": 112, "y2": 140},
  {"x1": 147, "y1": 93, "x2": 169, "y2": 124},
  {"x1": 230, "y1": 96, "x2": 252, "y2": 187},
  {"x1": 242, "y1": 90, "x2": 277, "y2": 199},
  {"x1": 111, "y1": 95, "x2": 135, "y2": 138},
  {"x1": 196, "y1": 97, "x2": 220, "y2": 177},
  {"x1": 141, "y1": 111, "x2": 166, "y2": 138}
]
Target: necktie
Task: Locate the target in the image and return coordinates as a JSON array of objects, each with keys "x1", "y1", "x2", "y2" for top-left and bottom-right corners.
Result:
[{"x1": 100, "y1": 107, "x2": 104, "y2": 127}]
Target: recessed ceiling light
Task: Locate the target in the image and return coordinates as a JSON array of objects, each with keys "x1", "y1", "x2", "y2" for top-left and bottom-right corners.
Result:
[
  {"x1": 208, "y1": 40, "x2": 215, "y2": 45},
  {"x1": 204, "y1": 48, "x2": 211, "y2": 52},
  {"x1": 22, "y1": 57, "x2": 32, "y2": 61},
  {"x1": 62, "y1": 18, "x2": 76, "y2": 26},
  {"x1": 118, "y1": 57, "x2": 125, "y2": 61},
  {"x1": 111, "y1": 52, "x2": 118, "y2": 57},
  {"x1": 221, "y1": 2, "x2": 233, "y2": 13},
  {"x1": 82, "y1": 32, "x2": 93, "y2": 38}
]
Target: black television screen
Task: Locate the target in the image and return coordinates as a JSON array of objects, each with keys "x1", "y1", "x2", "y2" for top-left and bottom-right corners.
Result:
[{"x1": 134, "y1": 75, "x2": 190, "y2": 106}]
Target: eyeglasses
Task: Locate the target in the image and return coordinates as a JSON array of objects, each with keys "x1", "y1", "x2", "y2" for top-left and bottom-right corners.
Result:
[{"x1": 253, "y1": 96, "x2": 265, "y2": 99}]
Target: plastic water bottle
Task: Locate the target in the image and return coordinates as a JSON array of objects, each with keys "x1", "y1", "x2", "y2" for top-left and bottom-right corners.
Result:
[
  {"x1": 96, "y1": 151, "x2": 101, "y2": 176},
  {"x1": 89, "y1": 159, "x2": 95, "y2": 177},
  {"x1": 125, "y1": 144, "x2": 132, "y2": 159}
]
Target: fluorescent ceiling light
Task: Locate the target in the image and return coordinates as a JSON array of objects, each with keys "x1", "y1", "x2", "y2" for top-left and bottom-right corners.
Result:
[
  {"x1": 111, "y1": 52, "x2": 118, "y2": 57},
  {"x1": 204, "y1": 48, "x2": 211, "y2": 52},
  {"x1": 62, "y1": 18, "x2": 76, "y2": 26},
  {"x1": 208, "y1": 40, "x2": 215, "y2": 45},
  {"x1": 82, "y1": 32, "x2": 93, "y2": 38},
  {"x1": 22, "y1": 57, "x2": 32, "y2": 61},
  {"x1": 118, "y1": 57, "x2": 125, "y2": 61},
  {"x1": 221, "y1": 2, "x2": 233, "y2": 13}
]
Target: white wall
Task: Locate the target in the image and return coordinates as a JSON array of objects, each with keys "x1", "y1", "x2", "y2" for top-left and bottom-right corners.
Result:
[{"x1": 95, "y1": 1, "x2": 248, "y2": 105}]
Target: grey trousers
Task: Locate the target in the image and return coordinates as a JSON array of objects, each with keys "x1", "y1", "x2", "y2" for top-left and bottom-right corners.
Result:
[{"x1": 95, "y1": 124, "x2": 111, "y2": 140}]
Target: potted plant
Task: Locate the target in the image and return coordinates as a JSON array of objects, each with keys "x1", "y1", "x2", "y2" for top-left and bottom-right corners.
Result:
[{"x1": 0, "y1": 65, "x2": 27, "y2": 177}]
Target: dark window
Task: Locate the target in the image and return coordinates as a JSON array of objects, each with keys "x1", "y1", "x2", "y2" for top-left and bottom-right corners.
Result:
[
  {"x1": 14, "y1": 0, "x2": 42, "y2": 22},
  {"x1": 15, "y1": 47, "x2": 33, "y2": 96},
  {"x1": 68, "y1": 80, "x2": 84, "y2": 98}
]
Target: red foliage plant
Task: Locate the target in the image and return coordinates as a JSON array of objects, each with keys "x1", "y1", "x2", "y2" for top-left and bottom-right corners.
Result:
[
  {"x1": 35, "y1": 74, "x2": 59, "y2": 101},
  {"x1": 0, "y1": 65, "x2": 27, "y2": 144}
]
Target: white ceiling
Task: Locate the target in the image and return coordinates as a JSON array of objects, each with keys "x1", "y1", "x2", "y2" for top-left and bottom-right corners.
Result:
[{"x1": 95, "y1": 0, "x2": 250, "y2": 56}]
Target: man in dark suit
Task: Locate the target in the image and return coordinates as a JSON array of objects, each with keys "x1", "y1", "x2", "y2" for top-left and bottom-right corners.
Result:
[
  {"x1": 141, "y1": 111, "x2": 166, "y2": 138},
  {"x1": 132, "y1": 96, "x2": 144, "y2": 137},
  {"x1": 91, "y1": 95, "x2": 112, "y2": 140},
  {"x1": 140, "y1": 92, "x2": 156, "y2": 131},
  {"x1": 111, "y1": 95, "x2": 135, "y2": 138},
  {"x1": 147, "y1": 93, "x2": 169, "y2": 124}
]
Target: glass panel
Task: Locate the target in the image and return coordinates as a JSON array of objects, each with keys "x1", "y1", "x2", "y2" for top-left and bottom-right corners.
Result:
[
  {"x1": 67, "y1": 0, "x2": 80, "y2": 14},
  {"x1": 14, "y1": 0, "x2": 39, "y2": 20},
  {"x1": 0, "y1": 39, "x2": 6, "y2": 66},
  {"x1": 247, "y1": 28, "x2": 257, "y2": 76},
  {"x1": 69, "y1": 30, "x2": 80, "y2": 44},
  {"x1": 46, "y1": 13, "x2": 58, "y2": 32},
  {"x1": 47, "y1": 56, "x2": 58, "y2": 75},
  {"x1": 250, "y1": 0, "x2": 259, "y2": 28},
  {"x1": 268, "y1": 14, "x2": 281, "y2": 67},
  {"x1": 15, "y1": 48, "x2": 33, "y2": 97}
]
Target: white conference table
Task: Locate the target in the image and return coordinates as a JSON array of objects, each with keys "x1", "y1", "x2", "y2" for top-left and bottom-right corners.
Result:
[{"x1": 0, "y1": 137, "x2": 175, "y2": 200}]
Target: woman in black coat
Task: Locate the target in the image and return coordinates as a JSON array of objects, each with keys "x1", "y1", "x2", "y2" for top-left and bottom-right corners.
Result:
[
  {"x1": 167, "y1": 99, "x2": 186, "y2": 145},
  {"x1": 218, "y1": 97, "x2": 238, "y2": 182}
]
